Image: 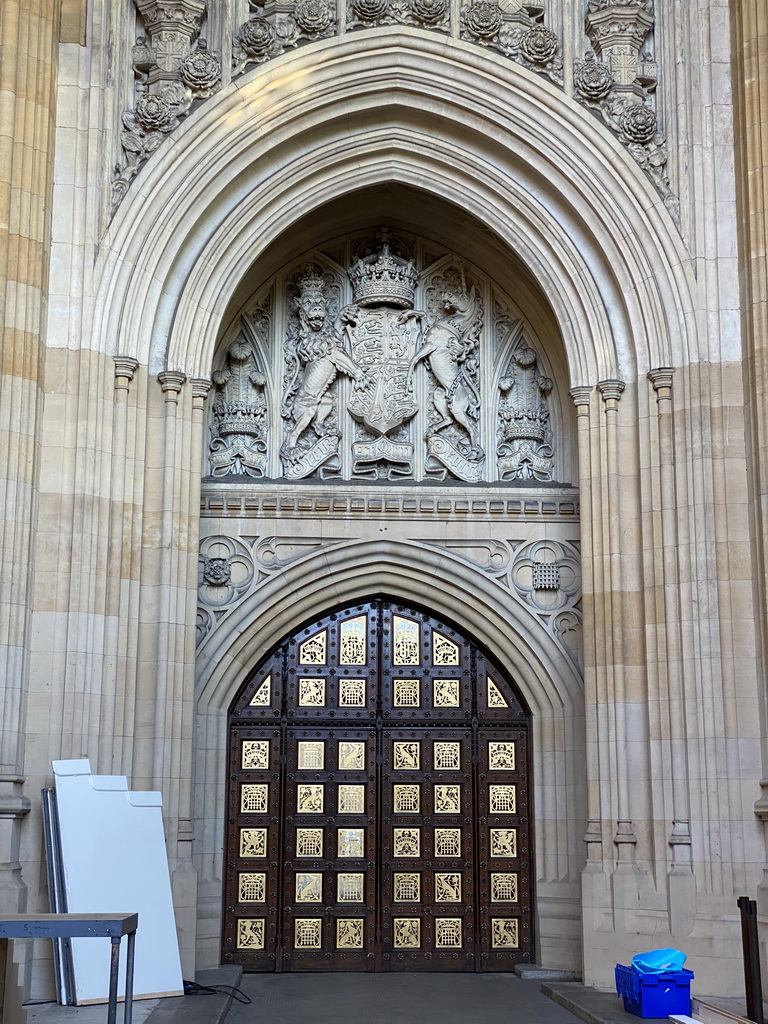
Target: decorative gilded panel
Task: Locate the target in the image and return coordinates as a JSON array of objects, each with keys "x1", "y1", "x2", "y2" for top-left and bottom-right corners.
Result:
[
  {"x1": 296, "y1": 828, "x2": 324, "y2": 857},
  {"x1": 488, "y1": 742, "x2": 516, "y2": 770},
  {"x1": 337, "y1": 828, "x2": 365, "y2": 858},
  {"x1": 393, "y1": 785, "x2": 420, "y2": 813},
  {"x1": 434, "y1": 742, "x2": 461, "y2": 770},
  {"x1": 299, "y1": 677, "x2": 326, "y2": 706},
  {"x1": 239, "y1": 828, "x2": 268, "y2": 858},
  {"x1": 340, "y1": 615, "x2": 367, "y2": 665},
  {"x1": 299, "y1": 630, "x2": 327, "y2": 665},
  {"x1": 238, "y1": 872, "x2": 266, "y2": 903},
  {"x1": 435, "y1": 873, "x2": 462, "y2": 902},
  {"x1": 489, "y1": 785, "x2": 517, "y2": 814},
  {"x1": 487, "y1": 680, "x2": 509, "y2": 708},
  {"x1": 337, "y1": 919, "x2": 365, "y2": 948},
  {"x1": 249, "y1": 675, "x2": 271, "y2": 706},
  {"x1": 297, "y1": 784, "x2": 324, "y2": 813},
  {"x1": 393, "y1": 918, "x2": 421, "y2": 948},
  {"x1": 337, "y1": 873, "x2": 365, "y2": 902},
  {"x1": 490, "y1": 828, "x2": 518, "y2": 858},
  {"x1": 295, "y1": 919, "x2": 323, "y2": 948},
  {"x1": 434, "y1": 785, "x2": 461, "y2": 813},
  {"x1": 338, "y1": 785, "x2": 366, "y2": 813},
  {"x1": 393, "y1": 741, "x2": 420, "y2": 770},
  {"x1": 242, "y1": 740, "x2": 269, "y2": 769},
  {"x1": 393, "y1": 828, "x2": 420, "y2": 857},
  {"x1": 394, "y1": 679, "x2": 420, "y2": 706},
  {"x1": 491, "y1": 918, "x2": 519, "y2": 948},
  {"x1": 338, "y1": 741, "x2": 366, "y2": 770},
  {"x1": 434, "y1": 828, "x2": 461, "y2": 857},
  {"x1": 393, "y1": 873, "x2": 421, "y2": 902},
  {"x1": 297, "y1": 741, "x2": 324, "y2": 770},
  {"x1": 491, "y1": 873, "x2": 519, "y2": 902},
  {"x1": 296, "y1": 872, "x2": 323, "y2": 902},
  {"x1": 393, "y1": 616, "x2": 420, "y2": 665},
  {"x1": 433, "y1": 679, "x2": 460, "y2": 707},
  {"x1": 435, "y1": 919, "x2": 462, "y2": 948},
  {"x1": 339, "y1": 679, "x2": 366, "y2": 706},
  {"x1": 432, "y1": 632, "x2": 460, "y2": 665},
  {"x1": 237, "y1": 919, "x2": 265, "y2": 949},
  {"x1": 241, "y1": 783, "x2": 268, "y2": 812}
]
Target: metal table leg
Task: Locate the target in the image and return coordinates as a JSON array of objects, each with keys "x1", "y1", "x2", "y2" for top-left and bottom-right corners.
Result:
[
  {"x1": 108, "y1": 936, "x2": 121, "y2": 1024},
  {"x1": 124, "y1": 929, "x2": 136, "y2": 1024}
]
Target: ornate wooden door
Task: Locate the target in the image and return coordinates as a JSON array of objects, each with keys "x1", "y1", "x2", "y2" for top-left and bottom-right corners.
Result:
[{"x1": 223, "y1": 600, "x2": 532, "y2": 972}]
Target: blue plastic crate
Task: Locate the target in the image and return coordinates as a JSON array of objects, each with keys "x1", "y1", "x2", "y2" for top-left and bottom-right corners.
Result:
[{"x1": 615, "y1": 963, "x2": 694, "y2": 1018}]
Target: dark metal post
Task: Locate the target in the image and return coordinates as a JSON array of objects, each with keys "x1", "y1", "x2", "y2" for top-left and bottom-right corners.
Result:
[
  {"x1": 108, "y1": 936, "x2": 121, "y2": 1024},
  {"x1": 124, "y1": 929, "x2": 136, "y2": 1024},
  {"x1": 738, "y1": 896, "x2": 765, "y2": 1024}
]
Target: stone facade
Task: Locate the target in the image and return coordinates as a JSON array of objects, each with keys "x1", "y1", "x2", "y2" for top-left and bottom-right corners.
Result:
[{"x1": 0, "y1": 0, "x2": 767, "y2": 1006}]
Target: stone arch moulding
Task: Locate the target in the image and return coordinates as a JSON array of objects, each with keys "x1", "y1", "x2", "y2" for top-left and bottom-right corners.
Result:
[
  {"x1": 93, "y1": 31, "x2": 698, "y2": 386},
  {"x1": 193, "y1": 540, "x2": 586, "y2": 914}
]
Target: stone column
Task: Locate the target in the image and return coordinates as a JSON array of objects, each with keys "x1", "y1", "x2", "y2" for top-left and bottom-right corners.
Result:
[{"x1": 731, "y1": 0, "x2": 768, "y2": 958}]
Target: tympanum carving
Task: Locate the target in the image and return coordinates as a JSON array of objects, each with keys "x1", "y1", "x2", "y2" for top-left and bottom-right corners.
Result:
[
  {"x1": 209, "y1": 328, "x2": 269, "y2": 478},
  {"x1": 497, "y1": 345, "x2": 553, "y2": 481}
]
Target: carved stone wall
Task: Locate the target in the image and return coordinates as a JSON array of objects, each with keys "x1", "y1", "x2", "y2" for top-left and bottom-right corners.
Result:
[{"x1": 205, "y1": 230, "x2": 573, "y2": 485}]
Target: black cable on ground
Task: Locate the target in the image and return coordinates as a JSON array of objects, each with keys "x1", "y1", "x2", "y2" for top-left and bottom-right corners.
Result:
[{"x1": 183, "y1": 980, "x2": 251, "y2": 1004}]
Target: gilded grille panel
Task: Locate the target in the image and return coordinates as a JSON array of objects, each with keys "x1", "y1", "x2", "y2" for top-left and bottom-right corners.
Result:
[
  {"x1": 295, "y1": 919, "x2": 322, "y2": 948},
  {"x1": 296, "y1": 873, "x2": 323, "y2": 903},
  {"x1": 299, "y1": 631, "x2": 326, "y2": 665},
  {"x1": 434, "y1": 828, "x2": 462, "y2": 857},
  {"x1": 435, "y1": 873, "x2": 462, "y2": 902},
  {"x1": 338, "y1": 784, "x2": 365, "y2": 813},
  {"x1": 489, "y1": 785, "x2": 517, "y2": 814},
  {"x1": 393, "y1": 784, "x2": 420, "y2": 813},
  {"x1": 393, "y1": 741, "x2": 420, "y2": 770},
  {"x1": 238, "y1": 873, "x2": 266, "y2": 903},
  {"x1": 242, "y1": 740, "x2": 269, "y2": 770},
  {"x1": 393, "y1": 828, "x2": 420, "y2": 857},
  {"x1": 491, "y1": 918, "x2": 519, "y2": 948},
  {"x1": 490, "y1": 828, "x2": 518, "y2": 858},
  {"x1": 393, "y1": 616, "x2": 420, "y2": 665},
  {"x1": 393, "y1": 918, "x2": 421, "y2": 948},
  {"x1": 394, "y1": 679, "x2": 420, "y2": 707},
  {"x1": 434, "y1": 742, "x2": 461, "y2": 770},
  {"x1": 487, "y1": 680, "x2": 508, "y2": 707},
  {"x1": 240, "y1": 784, "x2": 268, "y2": 813},
  {"x1": 434, "y1": 785, "x2": 461, "y2": 814},
  {"x1": 488, "y1": 741, "x2": 516, "y2": 770},
  {"x1": 337, "y1": 828, "x2": 365, "y2": 858},
  {"x1": 339, "y1": 679, "x2": 366, "y2": 706},
  {"x1": 340, "y1": 616, "x2": 367, "y2": 665},
  {"x1": 435, "y1": 919, "x2": 462, "y2": 948},
  {"x1": 433, "y1": 679, "x2": 460, "y2": 707},
  {"x1": 432, "y1": 632, "x2": 460, "y2": 666},
  {"x1": 297, "y1": 741, "x2": 324, "y2": 770},
  {"x1": 249, "y1": 676, "x2": 271, "y2": 706},
  {"x1": 337, "y1": 919, "x2": 364, "y2": 948},
  {"x1": 239, "y1": 828, "x2": 267, "y2": 858},
  {"x1": 337, "y1": 873, "x2": 365, "y2": 902},
  {"x1": 298, "y1": 678, "x2": 326, "y2": 707},
  {"x1": 393, "y1": 873, "x2": 421, "y2": 902},
  {"x1": 297, "y1": 784, "x2": 324, "y2": 813},
  {"x1": 491, "y1": 873, "x2": 519, "y2": 902},
  {"x1": 237, "y1": 919, "x2": 265, "y2": 949},
  {"x1": 338, "y1": 741, "x2": 366, "y2": 770},
  {"x1": 296, "y1": 828, "x2": 323, "y2": 857}
]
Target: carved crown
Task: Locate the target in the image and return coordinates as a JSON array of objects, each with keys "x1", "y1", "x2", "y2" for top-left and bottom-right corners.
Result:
[{"x1": 349, "y1": 232, "x2": 418, "y2": 309}]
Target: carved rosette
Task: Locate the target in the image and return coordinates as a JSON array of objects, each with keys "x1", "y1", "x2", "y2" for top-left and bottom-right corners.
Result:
[
  {"x1": 234, "y1": 0, "x2": 336, "y2": 73},
  {"x1": 198, "y1": 536, "x2": 255, "y2": 609},
  {"x1": 461, "y1": 3, "x2": 562, "y2": 84}
]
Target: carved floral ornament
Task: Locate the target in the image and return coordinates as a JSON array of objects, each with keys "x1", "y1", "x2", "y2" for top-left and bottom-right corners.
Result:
[
  {"x1": 112, "y1": 0, "x2": 674, "y2": 214},
  {"x1": 206, "y1": 231, "x2": 560, "y2": 485}
]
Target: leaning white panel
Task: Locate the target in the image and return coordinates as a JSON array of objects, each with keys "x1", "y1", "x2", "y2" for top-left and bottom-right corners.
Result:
[{"x1": 52, "y1": 759, "x2": 184, "y2": 1003}]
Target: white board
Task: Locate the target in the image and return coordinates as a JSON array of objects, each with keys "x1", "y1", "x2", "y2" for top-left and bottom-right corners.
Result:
[{"x1": 52, "y1": 759, "x2": 184, "y2": 1003}]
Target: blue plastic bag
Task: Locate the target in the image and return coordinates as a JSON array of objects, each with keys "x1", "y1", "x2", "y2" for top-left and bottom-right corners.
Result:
[{"x1": 631, "y1": 948, "x2": 687, "y2": 974}]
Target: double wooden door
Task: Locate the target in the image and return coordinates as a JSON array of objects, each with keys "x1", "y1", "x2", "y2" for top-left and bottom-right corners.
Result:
[{"x1": 223, "y1": 601, "x2": 532, "y2": 972}]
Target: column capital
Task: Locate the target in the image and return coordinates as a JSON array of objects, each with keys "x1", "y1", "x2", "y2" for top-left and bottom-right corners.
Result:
[
  {"x1": 190, "y1": 377, "x2": 212, "y2": 404},
  {"x1": 158, "y1": 370, "x2": 186, "y2": 403},
  {"x1": 597, "y1": 378, "x2": 626, "y2": 405},
  {"x1": 648, "y1": 366, "x2": 675, "y2": 399},
  {"x1": 114, "y1": 356, "x2": 139, "y2": 392},
  {"x1": 569, "y1": 385, "x2": 593, "y2": 410}
]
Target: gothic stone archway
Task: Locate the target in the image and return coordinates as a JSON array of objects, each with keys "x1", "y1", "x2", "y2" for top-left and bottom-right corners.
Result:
[{"x1": 223, "y1": 599, "x2": 533, "y2": 972}]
